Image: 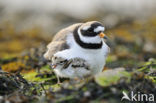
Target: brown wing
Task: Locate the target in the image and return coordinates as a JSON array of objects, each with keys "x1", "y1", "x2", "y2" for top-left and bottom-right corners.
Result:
[{"x1": 44, "y1": 23, "x2": 82, "y2": 60}]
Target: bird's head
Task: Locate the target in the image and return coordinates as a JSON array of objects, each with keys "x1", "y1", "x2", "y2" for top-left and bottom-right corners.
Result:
[{"x1": 78, "y1": 21, "x2": 106, "y2": 44}]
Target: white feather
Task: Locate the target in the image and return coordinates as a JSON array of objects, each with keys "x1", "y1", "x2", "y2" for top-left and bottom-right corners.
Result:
[{"x1": 94, "y1": 26, "x2": 105, "y2": 33}]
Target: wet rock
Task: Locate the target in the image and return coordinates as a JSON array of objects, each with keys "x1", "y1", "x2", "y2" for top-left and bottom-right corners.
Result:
[{"x1": 0, "y1": 72, "x2": 30, "y2": 95}]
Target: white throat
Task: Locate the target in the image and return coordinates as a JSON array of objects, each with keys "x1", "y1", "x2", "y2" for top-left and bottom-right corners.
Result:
[{"x1": 78, "y1": 28, "x2": 101, "y2": 44}]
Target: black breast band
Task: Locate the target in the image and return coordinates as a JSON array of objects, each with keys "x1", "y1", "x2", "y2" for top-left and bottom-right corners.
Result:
[{"x1": 73, "y1": 26, "x2": 102, "y2": 49}]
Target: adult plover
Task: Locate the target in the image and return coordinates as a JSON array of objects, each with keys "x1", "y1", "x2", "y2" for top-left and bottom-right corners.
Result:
[{"x1": 44, "y1": 21, "x2": 110, "y2": 82}]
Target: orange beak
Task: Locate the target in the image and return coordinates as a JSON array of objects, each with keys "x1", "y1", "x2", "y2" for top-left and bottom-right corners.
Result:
[{"x1": 99, "y1": 32, "x2": 106, "y2": 38}]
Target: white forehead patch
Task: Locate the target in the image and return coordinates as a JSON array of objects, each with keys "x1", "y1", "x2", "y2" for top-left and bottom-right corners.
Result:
[
  {"x1": 94, "y1": 26, "x2": 105, "y2": 33},
  {"x1": 82, "y1": 26, "x2": 91, "y2": 30}
]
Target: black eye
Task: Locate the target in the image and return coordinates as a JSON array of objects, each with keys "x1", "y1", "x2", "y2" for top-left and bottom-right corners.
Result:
[
  {"x1": 88, "y1": 28, "x2": 93, "y2": 32},
  {"x1": 54, "y1": 57, "x2": 57, "y2": 59}
]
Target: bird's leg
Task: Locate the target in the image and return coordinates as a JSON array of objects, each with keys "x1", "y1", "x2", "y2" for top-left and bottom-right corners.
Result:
[{"x1": 56, "y1": 74, "x2": 61, "y2": 84}]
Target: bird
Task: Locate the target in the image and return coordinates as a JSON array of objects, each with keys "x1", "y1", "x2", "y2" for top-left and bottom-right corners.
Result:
[
  {"x1": 51, "y1": 56, "x2": 91, "y2": 82},
  {"x1": 44, "y1": 21, "x2": 110, "y2": 83}
]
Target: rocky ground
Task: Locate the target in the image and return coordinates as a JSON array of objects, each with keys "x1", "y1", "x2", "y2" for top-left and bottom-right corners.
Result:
[{"x1": 0, "y1": 17, "x2": 156, "y2": 103}]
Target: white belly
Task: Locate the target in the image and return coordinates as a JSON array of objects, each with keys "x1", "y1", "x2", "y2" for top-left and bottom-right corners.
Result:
[
  {"x1": 54, "y1": 47, "x2": 106, "y2": 75},
  {"x1": 87, "y1": 53, "x2": 105, "y2": 74}
]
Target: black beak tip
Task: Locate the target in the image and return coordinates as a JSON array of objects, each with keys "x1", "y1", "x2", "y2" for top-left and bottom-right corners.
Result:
[{"x1": 104, "y1": 36, "x2": 108, "y2": 39}]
